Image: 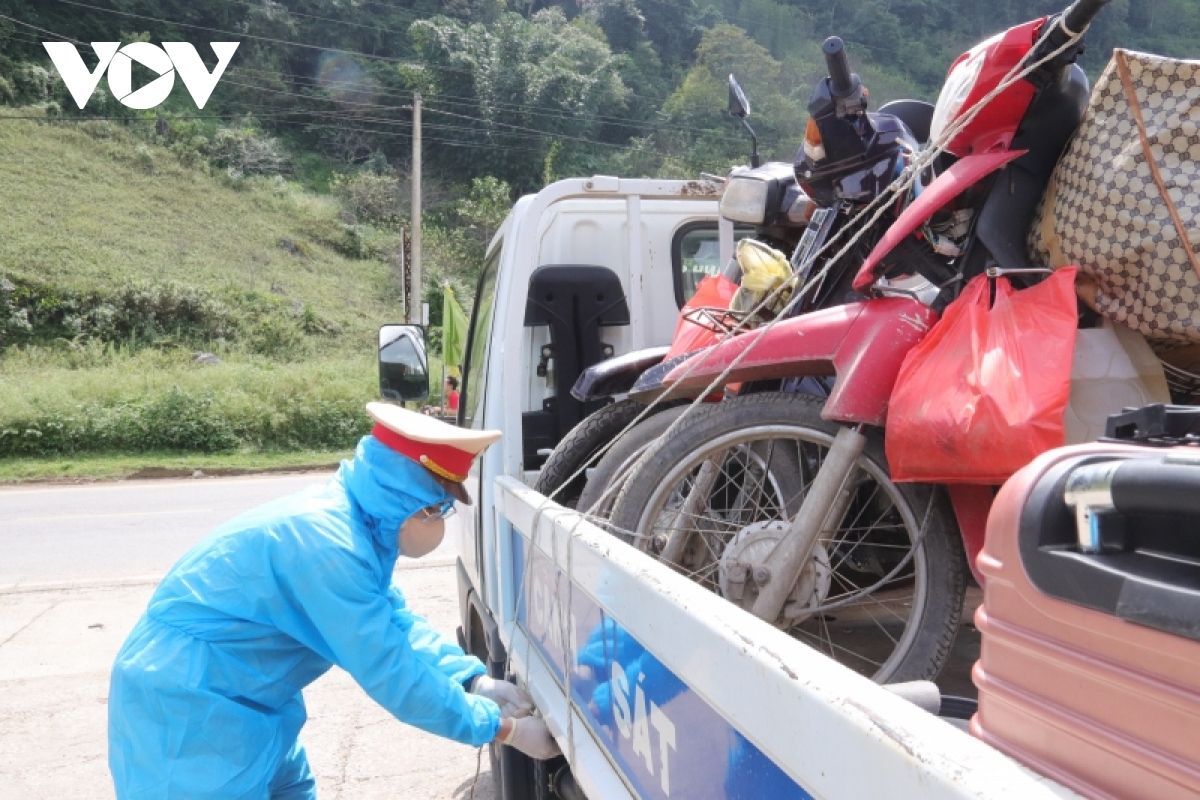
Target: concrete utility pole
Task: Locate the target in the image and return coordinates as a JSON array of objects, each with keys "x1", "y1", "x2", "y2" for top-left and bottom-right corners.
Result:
[{"x1": 410, "y1": 92, "x2": 423, "y2": 325}]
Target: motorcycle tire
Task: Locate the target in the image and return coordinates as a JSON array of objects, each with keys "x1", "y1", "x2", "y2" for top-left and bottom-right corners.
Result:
[
  {"x1": 533, "y1": 399, "x2": 667, "y2": 510},
  {"x1": 608, "y1": 391, "x2": 965, "y2": 683},
  {"x1": 575, "y1": 405, "x2": 691, "y2": 523}
]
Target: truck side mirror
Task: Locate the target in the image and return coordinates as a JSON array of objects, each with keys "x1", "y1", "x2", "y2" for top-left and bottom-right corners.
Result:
[
  {"x1": 728, "y1": 74, "x2": 750, "y2": 119},
  {"x1": 378, "y1": 324, "x2": 430, "y2": 402}
]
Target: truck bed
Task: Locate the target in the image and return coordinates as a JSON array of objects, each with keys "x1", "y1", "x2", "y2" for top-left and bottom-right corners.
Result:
[{"x1": 493, "y1": 477, "x2": 1080, "y2": 800}]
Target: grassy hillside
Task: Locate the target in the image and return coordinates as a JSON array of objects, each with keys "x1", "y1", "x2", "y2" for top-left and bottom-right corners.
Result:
[
  {"x1": 0, "y1": 113, "x2": 433, "y2": 466},
  {"x1": 0, "y1": 113, "x2": 397, "y2": 338}
]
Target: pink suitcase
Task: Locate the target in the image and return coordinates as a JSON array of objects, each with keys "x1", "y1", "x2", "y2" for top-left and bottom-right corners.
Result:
[{"x1": 972, "y1": 407, "x2": 1200, "y2": 799}]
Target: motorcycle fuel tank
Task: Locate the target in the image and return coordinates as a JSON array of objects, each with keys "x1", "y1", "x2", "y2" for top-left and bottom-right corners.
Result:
[
  {"x1": 853, "y1": 149, "x2": 1026, "y2": 291},
  {"x1": 653, "y1": 297, "x2": 938, "y2": 427}
]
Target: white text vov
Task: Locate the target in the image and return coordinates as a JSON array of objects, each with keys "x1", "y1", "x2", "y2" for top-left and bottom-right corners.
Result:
[{"x1": 42, "y1": 42, "x2": 239, "y2": 110}]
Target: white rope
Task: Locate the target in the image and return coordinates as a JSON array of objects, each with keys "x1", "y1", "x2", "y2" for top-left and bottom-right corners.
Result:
[
  {"x1": 560, "y1": 15, "x2": 1087, "y2": 532},
  {"x1": 497, "y1": 12, "x2": 1087, "y2": 777}
]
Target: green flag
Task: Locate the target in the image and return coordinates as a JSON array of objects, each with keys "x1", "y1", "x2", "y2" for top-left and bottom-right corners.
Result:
[{"x1": 442, "y1": 285, "x2": 468, "y2": 376}]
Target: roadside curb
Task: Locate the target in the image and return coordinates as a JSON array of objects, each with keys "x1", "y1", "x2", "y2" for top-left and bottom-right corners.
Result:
[
  {"x1": 0, "y1": 463, "x2": 342, "y2": 487},
  {"x1": 126, "y1": 464, "x2": 342, "y2": 480}
]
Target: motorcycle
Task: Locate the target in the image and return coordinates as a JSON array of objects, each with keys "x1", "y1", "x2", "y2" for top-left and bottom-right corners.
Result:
[
  {"x1": 605, "y1": 0, "x2": 1125, "y2": 684},
  {"x1": 536, "y1": 66, "x2": 936, "y2": 514}
]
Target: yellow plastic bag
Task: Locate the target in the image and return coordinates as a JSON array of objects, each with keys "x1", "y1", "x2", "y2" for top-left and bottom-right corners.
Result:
[{"x1": 731, "y1": 238, "x2": 791, "y2": 318}]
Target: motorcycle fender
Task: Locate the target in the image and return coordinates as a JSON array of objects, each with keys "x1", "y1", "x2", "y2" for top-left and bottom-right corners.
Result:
[
  {"x1": 659, "y1": 298, "x2": 938, "y2": 427},
  {"x1": 853, "y1": 149, "x2": 1027, "y2": 292},
  {"x1": 570, "y1": 345, "x2": 669, "y2": 401},
  {"x1": 947, "y1": 483, "x2": 993, "y2": 587}
]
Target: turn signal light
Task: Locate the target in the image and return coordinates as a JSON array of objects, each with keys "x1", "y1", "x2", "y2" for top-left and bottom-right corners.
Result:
[{"x1": 803, "y1": 117, "x2": 826, "y2": 162}]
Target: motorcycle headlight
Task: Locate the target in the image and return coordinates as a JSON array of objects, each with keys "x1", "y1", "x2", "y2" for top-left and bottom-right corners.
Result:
[
  {"x1": 928, "y1": 39, "x2": 990, "y2": 145},
  {"x1": 720, "y1": 176, "x2": 772, "y2": 225}
]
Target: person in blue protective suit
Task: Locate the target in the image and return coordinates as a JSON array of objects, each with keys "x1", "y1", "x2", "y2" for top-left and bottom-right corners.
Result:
[{"x1": 108, "y1": 402, "x2": 560, "y2": 798}]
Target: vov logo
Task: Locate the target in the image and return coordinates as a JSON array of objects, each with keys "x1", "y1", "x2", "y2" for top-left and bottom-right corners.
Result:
[{"x1": 43, "y1": 42, "x2": 239, "y2": 110}]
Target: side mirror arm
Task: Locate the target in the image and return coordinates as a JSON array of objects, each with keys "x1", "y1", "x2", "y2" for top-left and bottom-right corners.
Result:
[{"x1": 740, "y1": 118, "x2": 760, "y2": 168}]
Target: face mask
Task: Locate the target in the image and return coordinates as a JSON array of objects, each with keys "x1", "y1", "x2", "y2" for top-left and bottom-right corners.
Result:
[{"x1": 398, "y1": 512, "x2": 447, "y2": 558}]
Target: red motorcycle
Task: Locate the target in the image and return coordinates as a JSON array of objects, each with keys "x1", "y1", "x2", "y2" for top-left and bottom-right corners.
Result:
[
  {"x1": 537, "y1": 65, "x2": 939, "y2": 515},
  {"x1": 607, "y1": 0, "x2": 1113, "y2": 683}
]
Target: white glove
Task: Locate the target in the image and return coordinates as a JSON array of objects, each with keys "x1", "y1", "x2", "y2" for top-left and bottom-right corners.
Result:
[
  {"x1": 501, "y1": 715, "x2": 562, "y2": 761},
  {"x1": 470, "y1": 675, "x2": 534, "y2": 718}
]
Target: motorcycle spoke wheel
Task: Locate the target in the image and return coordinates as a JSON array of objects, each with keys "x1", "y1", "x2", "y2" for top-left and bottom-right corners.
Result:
[{"x1": 609, "y1": 392, "x2": 964, "y2": 683}]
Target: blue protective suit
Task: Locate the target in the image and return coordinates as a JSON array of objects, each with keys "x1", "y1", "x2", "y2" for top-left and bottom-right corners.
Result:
[{"x1": 108, "y1": 436, "x2": 501, "y2": 799}]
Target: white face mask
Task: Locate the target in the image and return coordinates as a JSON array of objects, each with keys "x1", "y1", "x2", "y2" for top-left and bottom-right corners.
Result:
[{"x1": 398, "y1": 512, "x2": 447, "y2": 558}]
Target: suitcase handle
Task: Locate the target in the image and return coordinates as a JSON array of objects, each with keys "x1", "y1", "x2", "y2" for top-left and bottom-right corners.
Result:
[
  {"x1": 1066, "y1": 458, "x2": 1200, "y2": 552},
  {"x1": 1056, "y1": 456, "x2": 1200, "y2": 642}
]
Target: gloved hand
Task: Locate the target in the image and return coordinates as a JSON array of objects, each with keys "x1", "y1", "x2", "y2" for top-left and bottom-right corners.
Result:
[
  {"x1": 499, "y1": 716, "x2": 561, "y2": 761},
  {"x1": 469, "y1": 675, "x2": 534, "y2": 718}
]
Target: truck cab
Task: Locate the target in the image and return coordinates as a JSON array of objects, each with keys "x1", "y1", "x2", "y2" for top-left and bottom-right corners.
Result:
[{"x1": 454, "y1": 177, "x2": 730, "y2": 584}]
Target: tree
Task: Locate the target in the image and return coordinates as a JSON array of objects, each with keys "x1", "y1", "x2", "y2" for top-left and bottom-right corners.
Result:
[
  {"x1": 425, "y1": 176, "x2": 513, "y2": 307},
  {"x1": 657, "y1": 24, "x2": 805, "y2": 174},
  {"x1": 405, "y1": 9, "x2": 631, "y2": 192}
]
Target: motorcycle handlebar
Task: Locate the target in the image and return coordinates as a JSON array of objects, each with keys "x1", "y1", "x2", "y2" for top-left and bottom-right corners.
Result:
[
  {"x1": 822, "y1": 37, "x2": 854, "y2": 97},
  {"x1": 1062, "y1": 0, "x2": 1110, "y2": 34}
]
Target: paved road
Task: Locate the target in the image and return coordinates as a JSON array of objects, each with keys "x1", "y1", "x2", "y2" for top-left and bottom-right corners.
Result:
[
  {"x1": 1, "y1": 474, "x2": 345, "y2": 587},
  {"x1": 0, "y1": 474, "x2": 494, "y2": 799}
]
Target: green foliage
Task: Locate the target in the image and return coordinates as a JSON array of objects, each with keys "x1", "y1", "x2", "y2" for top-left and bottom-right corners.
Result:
[
  {"x1": 0, "y1": 378, "x2": 370, "y2": 456},
  {"x1": 407, "y1": 9, "x2": 632, "y2": 191},
  {"x1": 425, "y1": 176, "x2": 512, "y2": 297},
  {"x1": 0, "y1": 275, "x2": 32, "y2": 345},
  {"x1": 331, "y1": 169, "x2": 405, "y2": 226},
  {"x1": 658, "y1": 25, "x2": 804, "y2": 172},
  {"x1": 0, "y1": 275, "x2": 341, "y2": 359},
  {"x1": 3, "y1": 0, "x2": 1198, "y2": 195},
  {"x1": 0, "y1": 389, "x2": 238, "y2": 455},
  {"x1": 0, "y1": 347, "x2": 397, "y2": 456},
  {"x1": 0, "y1": 115, "x2": 397, "y2": 344},
  {"x1": 207, "y1": 123, "x2": 292, "y2": 179},
  {"x1": 453, "y1": 176, "x2": 513, "y2": 243}
]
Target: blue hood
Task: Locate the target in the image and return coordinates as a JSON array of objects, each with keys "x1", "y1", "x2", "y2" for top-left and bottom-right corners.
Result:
[{"x1": 340, "y1": 434, "x2": 453, "y2": 555}]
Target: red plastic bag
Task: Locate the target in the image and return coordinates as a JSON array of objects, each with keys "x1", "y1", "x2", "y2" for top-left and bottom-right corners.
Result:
[
  {"x1": 886, "y1": 268, "x2": 1078, "y2": 484},
  {"x1": 665, "y1": 274, "x2": 739, "y2": 360}
]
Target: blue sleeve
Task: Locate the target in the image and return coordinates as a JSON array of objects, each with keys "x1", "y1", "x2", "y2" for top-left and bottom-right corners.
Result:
[
  {"x1": 271, "y1": 532, "x2": 501, "y2": 747},
  {"x1": 386, "y1": 585, "x2": 487, "y2": 688}
]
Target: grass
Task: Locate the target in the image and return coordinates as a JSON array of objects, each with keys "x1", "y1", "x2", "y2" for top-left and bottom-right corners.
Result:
[
  {"x1": 0, "y1": 449, "x2": 351, "y2": 483},
  {"x1": 0, "y1": 345, "x2": 377, "y2": 420},
  {"x1": 0, "y1": 111, "x2": 403, "y2": 342},
  {"x1": 0, "y1": 111, "x2": 443, "y2": 463},
  {"x1": 0, "y1": 344, "x2": 445, "y2": 457}
]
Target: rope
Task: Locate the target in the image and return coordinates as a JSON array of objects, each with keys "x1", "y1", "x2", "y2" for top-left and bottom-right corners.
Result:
[
  {"x1": 466, "y1": 744, "x2": 483, "y2": 800},
  {"x1": 499, "y1": 9, "x2": 1087, "y2": 775},
  {"x1": 556, "y1": 15, "x2": 1088, "y2": 534}
]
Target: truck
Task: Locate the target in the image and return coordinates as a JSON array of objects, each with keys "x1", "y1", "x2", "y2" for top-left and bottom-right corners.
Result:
[{"x1": 374, "y1": 175, "x2": 1111, "y2": 800}]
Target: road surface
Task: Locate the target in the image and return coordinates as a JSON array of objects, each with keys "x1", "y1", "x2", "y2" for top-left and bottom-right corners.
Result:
[{"x1": 0, "y1": 473, "x2": 495, "y2": 799}]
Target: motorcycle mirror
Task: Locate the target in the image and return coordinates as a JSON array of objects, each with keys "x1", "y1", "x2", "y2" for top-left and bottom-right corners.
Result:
[
  {"x1": 727, "y1": 74, "x2": 760, "y2": 167},
  {"x1": 727, "y1": 74, "x2": 750, "y2": 119}
]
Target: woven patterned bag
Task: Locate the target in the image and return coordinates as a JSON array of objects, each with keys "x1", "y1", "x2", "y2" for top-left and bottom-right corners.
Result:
[{"x1": 1028, "y1": 49, "x2": 1200, "y2": 348}]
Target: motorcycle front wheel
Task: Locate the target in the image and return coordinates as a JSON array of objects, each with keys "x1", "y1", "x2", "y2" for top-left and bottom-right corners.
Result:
[{"x1": 607, "y1": 391, "x2": 965, "y2": 683}]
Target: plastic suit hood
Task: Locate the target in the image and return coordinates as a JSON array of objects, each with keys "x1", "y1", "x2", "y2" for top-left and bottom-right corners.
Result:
[{"x1": 108, "y1": 435, "x2": 500, "y2": 799}]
